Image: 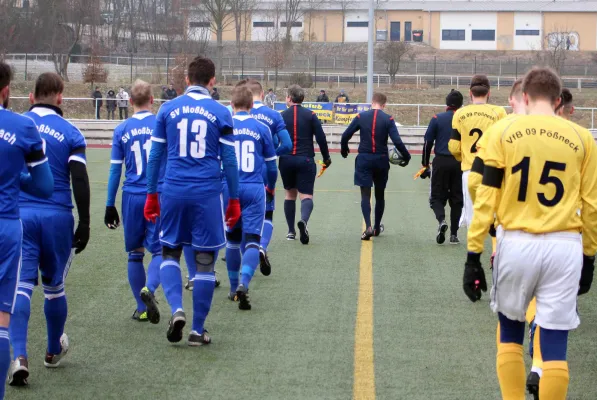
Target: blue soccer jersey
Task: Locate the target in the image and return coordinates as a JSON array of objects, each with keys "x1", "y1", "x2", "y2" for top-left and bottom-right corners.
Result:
[
  {"x1": 251, "y1": 101, "x2": 286, "y2": 145},
  {"x1": 20, "y1": 105, "x2": 87, "y2": 210},
  {"x1": 153, "y1": 90, "x2": 234, "y2": 198},
  {"x1": 232, "y1": 114, "x2": 277, "y2": 184},
  {"x1": 111, "y1": 111, "x2": 165, "y2": 194},
  {"x1": 0, "y1": 106, "x2": 46, "y2": 219}
]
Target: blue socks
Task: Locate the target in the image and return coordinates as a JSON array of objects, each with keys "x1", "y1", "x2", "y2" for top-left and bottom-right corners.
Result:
[
  {"x1": 260, "y1": 219, "x2": 274, "y2": 251},
  {"x1": 183, "y1": 246, "x2": 196, "y2": 283},
  {"x1": 160, "y1": 259, "x2": 183, "y2": 315},
  {"x1": 127, "y1": 251, "x2": 146, "y2": 312},
  {"x1": 0, "y1": 327, "x2": 9, "y2": 400},
  {"x1": 146, "y1": 254, "x2": 162, "y2": 293},
  {"x1": 44, "y1": 284, "x2": 68, "y2": 355},
  {"x1": 240, "y1": 243, "x2": 260, "y2": 288},
  {"x1": 192, "y1": 271, "x2": 216, "y2": 334},
  {"x1": 226, "y1": 242, "x2": 241, "y2": 292},
  {"x1": 300, "y1": 198, "x2": 314, "y2": 223},
  {"x1": 9, "y1": 282, "x2": 34, "y2": 359}
]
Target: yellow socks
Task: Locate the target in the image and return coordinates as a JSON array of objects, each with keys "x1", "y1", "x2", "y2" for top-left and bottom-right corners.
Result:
[
  {"x1": 496, "y1": 343, "x2": 526, "y2": 400},
  {"x1": 491, "y1": 236, "x2": 497, "y2": 254},
  {"x1": 539, "y1": 361, "x2": 569, "y2": 400},
  {"x1": 526, "y1": 297, "x2": 537, "y2": 324},
  {"x1": 531, "y1": 325, "x2": 543, "y2": 371}
]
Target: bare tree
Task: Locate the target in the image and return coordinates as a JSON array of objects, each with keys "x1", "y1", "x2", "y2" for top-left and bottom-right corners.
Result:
[
  {"x1": 537, "y1": 26, "x2": 574, "y2": 74},
  {"x1": 199, "y1": 0, "x2": 234, "y2": 78},
  {"x1": 261, "y1": 2, "x2": 286, "y2": 89},
  {"x1": 376, "y1": 41, "x2": 413, "y2": 84},
  {"x1": 338, "y1": 0, "x2": 354, "y2": 44},
  {"x1": 230, "y1": 0, "x2": 256, "y2": 55},
  {"x1": 0, "y1": 0, "x2": 22, "y2": 57}
]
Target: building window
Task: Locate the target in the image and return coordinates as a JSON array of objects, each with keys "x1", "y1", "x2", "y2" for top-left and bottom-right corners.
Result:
[
  {"x1": 347, "y1": 21, "x2": 368, "y2": 28},
  {"x1": 472, "y1": 30, "x2": 495, "y2": 41},
  {"x1": 281, "y1": 21, "x2": 302, "y2": 28},
  {"x1": 516, "y1": 29, "x2": 540, "y2": 36},
  {"x1": 253, "y1": 22, "x2": 275, "y2": 28},
  {"x1": 442, "y1": 29, "x2": 465, "y2": 41},
  {"x1": 189, "y1": 21, "x2": 210, "y2": 28}
]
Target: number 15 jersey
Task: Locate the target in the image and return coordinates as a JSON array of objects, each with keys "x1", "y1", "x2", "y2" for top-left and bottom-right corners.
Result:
[{"x1": 449, "y1": 103, "x2": 507, "y2": 171}]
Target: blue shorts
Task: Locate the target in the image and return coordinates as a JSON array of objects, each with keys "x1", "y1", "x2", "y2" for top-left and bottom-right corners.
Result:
[
  {"x1": 0, "y1": 218, "x2": 22, "y2": 313},
  {"x1": 222, "y1": 179, "x2": 230, "y2": 210},
  {"x1": 20, "y1": 208, "x2": 74, "y2": 289},
  {"x1": 159, "y1": 192, "x2": 226, "y2": 251},
  {"x1": 279, "y1": 155, "x2": 316, "y2": 195},
  {"x1": 354, "y1": 154, "x2": 390, "y2": 189},
  {"x1": 122, "y1": 192, "x2": 160, "y2": 254},
  {"x1": 229, "y1": 183, "x2": 265, "y2": 236}
]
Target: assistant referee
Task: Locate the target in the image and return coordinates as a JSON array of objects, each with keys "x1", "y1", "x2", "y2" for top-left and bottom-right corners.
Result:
[{"x1": 421, "y1": 89, "x2": 464, "y2": 244}]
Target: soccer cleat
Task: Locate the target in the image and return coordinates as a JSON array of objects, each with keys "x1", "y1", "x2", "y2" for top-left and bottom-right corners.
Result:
[
  {"x1": 297, "y1": 220, "x2": 309, "y2": 245},
  {"x1": 361, "y1": 227, "x2": 373, "y2": 241},
  {"x1": 188, "y1": 330, "x2": 212, "y2": 347},
  {"x1": 8, "y1": 356, "x2": 29, "y2": 386},
  {"x1": 450, "y1": 235, "x2": 460, "y2": 245},
  {"x1": 44, "y1": 333, "x2": 69, "y2": 368},
  {"x1": 436, "y1": 220, "x2": 448, "y2": 244},
  {"x1": 140, "y1": 287, "x2": 160, "y2": 324},
  {"x1": 131, "y1": 310, "x2": 148, "y2": 322},
  {"x1": 166, "y1": 311, "x2": 186, "y2": 343},
  {"x1": 526, "y1": 371, "x2": 540, "y2": 400},
  {"x1": 373, "y1": 224, "x2": 384, "y2": 237},
  {"x1": 185, "y1": 279, "x2": 194, "y2": 291},
  {"x1": 286, "y1": 232, "x2": 296, "y2": 241},
  {"x1": 236, "y1": 284, "x2": 251, "y2": 310},
  {"x1": 259, "y1": 248, "x2": 272, "y2": 276},
  {"x1": 228, "y1": 291, "x2": 239, "y2": 302}
]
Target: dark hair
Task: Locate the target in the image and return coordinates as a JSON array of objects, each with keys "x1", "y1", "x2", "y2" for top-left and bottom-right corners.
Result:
[
  {"x1": 187, "y1": 56, "x2": 216, "y2": 86},
  {"x1": 510, "y1": 78, "x2": 523, "y2": 99},
  {"x1": 522, "y1": 67, "x2": 562, "y2": 105},
  {"x1": 0, "y1": 62, "x2": 13, "y2": 92},
  {"x1": 34, "y1": 72, "x2": 64, "y2": 99},
  {"x1": 470, "y1": 74, "x2": 490, "y2": 97},
  {"x1": 372, "y1": 92, "x2": 387, "y2": 106},
  {"x1": 555, "y1": 87, "x2": 573, "y2": 112},
  {"x1": 231, "y1": 86, "x2": 254, "y2": 110},
  {"x1": 445, "y1": 89, "x2": 463, "y2": 109},
  {"x1": 287, "y1": 85, "x2": 304, "y2": 104},
  {"x1": 130, "y1": 79, "x2": 152, "y2": 107}
]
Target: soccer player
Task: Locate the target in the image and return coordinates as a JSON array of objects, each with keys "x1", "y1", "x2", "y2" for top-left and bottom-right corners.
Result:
[
  {"x1": 144, "y1": 56, "x2": 240, "y2": 345},
  {"x1": 280, "y1": 85, "x2": 331, "y2": 244},
  {"x1": 421, "y1": 89, "x2": 464, "y2": 244},
  {"x1": 340, "y1": 93, "x2": 411, "y2": 239},
  {"x1": 225, "y1": 85, "x2": 277, "y2": 309},
  {"x1": 10, "y1": 72, "x2": 79, "y2": 387},
  {"x1": 464, "y1": 67, "x2": 597, "y2": 400},
  {"x1": 556, "y1": 87, "x2": 574, "y2": 120},
  {"x1": 104, "y1": 80, "x2": 165, "y2": 323}
]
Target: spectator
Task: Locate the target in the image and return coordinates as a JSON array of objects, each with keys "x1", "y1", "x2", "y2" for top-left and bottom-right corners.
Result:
[
  {"x1": 106, "y1": 89, "x2": 117, "y2": 120},
  {"x1": 316, "y1": 89, "x2": 330, "y2": 103},
  {"x1": 335, "y1": 89, "x2": 349, "y2": 103},
  {"x1": 116, "y1": 87, "x2": 130, "y2": 119},
  {"x1": 211, "y1": 87, "x2": 220, "y2": 100},
  {"x1": 264, "y1": 88, "x2": 276, "y2": 108},
  {"x1": 165, "y1": 84, "x2": 177, "y2": 100},
  {"x1": 160, "y1": 86, "x2": 168, "y2": 100},
  {"x1": 92, "y1": 86, "x2": 103, "y2": 119}
]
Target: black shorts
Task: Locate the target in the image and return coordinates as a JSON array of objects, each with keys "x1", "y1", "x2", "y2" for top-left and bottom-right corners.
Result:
[
  {"x1": 279, "y1": 155, "x2": 317, "y2": 195},
  {"x1": 354, "y1": 153, "x2": 390, "y2": 188}
]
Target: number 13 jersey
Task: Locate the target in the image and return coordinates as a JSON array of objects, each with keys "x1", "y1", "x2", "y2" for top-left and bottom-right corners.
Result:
[{"x1": 449, "y1": 103, "x2": 507, "y2": 171}]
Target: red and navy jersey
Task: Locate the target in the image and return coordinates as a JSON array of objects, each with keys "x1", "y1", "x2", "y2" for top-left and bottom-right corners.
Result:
[
  {"x1": 281, "y1": 105, "x2": 330, "y2": 159},
  {"x1": 341, "y1": 109, "x2": 410, "y2": 159}
]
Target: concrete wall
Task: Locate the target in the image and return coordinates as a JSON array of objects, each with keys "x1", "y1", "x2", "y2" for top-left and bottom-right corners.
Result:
[
  {"x1": 513, "y1": 12, "x2": 542, "y2": 50},
  {"x1": 496, "y1": 12, "x2": 514, "y2": 51},
  {"x1": 543, "y1": 12, "x2": 597, "y2": 51},
  {"x1": 344, "y1": 11, "x2": 370, "y2": 43},
  {"x1": 439, "y1": 12, "x2": 498, "y2": 50}
]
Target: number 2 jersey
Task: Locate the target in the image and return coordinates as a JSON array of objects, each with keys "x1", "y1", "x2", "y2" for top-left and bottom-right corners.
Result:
[
  {"x1": 231, "y1": 114, "x2": 277, "y2": 184},
  {"x1": 449, "y1": 103, "x2": 507, "y2": 171},
  {"x1": 111, "y1": 111, "x2": 166, "y2": 194},
  {"x1": 467, "y1": 114, "x2": 597, "y2": 255}
]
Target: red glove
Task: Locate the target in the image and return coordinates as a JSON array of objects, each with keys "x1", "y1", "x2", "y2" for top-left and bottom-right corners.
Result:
[
  {"x1": 144, "y1": 193, "x2": 160, "y2": 223},
  {"x1": 226, "y1": 198, "x2": 241, "y2": 229}
]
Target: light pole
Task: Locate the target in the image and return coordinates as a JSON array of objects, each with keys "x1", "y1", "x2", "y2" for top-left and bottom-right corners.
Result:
[{"x1": 366, "y1": 0, "x2": 374, "y2": 103}]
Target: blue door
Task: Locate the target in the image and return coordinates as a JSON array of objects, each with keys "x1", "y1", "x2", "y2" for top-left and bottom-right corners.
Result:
[
  {"x1": 390, "y1": 22, "x2": 400, "y2": 41},
  {"x1": 405, "y1": 21, "x2": 412, "y2": 41}
]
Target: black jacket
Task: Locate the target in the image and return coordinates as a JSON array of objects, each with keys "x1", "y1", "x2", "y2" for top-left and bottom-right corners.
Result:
[
  {"x1": 316, "y1": 94, "x2": 330, "y2": 102},
  {"x1": 92, "y1": 90, "x2": 103, "y2": 107},
  {"x1": 281, "y1": 104, "x2": 330, "y2": 160}
]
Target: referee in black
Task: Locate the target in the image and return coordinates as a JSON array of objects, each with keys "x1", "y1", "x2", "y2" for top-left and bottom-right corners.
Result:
[{"x1": 421, "y1": 89, "x2": 464, "y2": 245}]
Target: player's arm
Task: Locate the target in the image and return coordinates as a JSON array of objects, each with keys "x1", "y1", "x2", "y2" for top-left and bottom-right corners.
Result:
[
  {"x1": 422, "y1": 116, "x2": 437, "y2": 166},
  {"x1": 105, "y1": 129, "x2": 124, "y2": 229},
  {"x1": 20, "y1": 121, "x2": 54, "y2": 199},
  {"x1": 144, "y1": 109, "x2": 167, "y2": 222},
  {"x1": 448, "y1": 115, "x2": 462, "y2": 162},
  {"x1": 69, "y1": 138, "x2": 91, "y2": 254},
  {"x1": 579, "y1": 132, "x2": 597, "y2": 295},
  {"x1": 340, "y1": 115, "x2": 360, "y2": 158},
  {"x1": 219, "y1": 111, "x2": 241, "y2": 228},
  {"x1": 388, "y1": 117, "x2": 411, "y2": 163},
  {"x1": 312, "y1": 113, "x2": 331, "y2": 166},
  {"x1": 262, "y1": 126, "x2": 278, "y2": 196},
  {"x1": 274, "y1": 114, "x2": 292, "y2": 156}
]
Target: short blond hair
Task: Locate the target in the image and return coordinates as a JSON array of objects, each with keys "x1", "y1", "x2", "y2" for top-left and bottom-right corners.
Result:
[{"x1": 131, "y1": 79, "x2": 152, "y2": 107}]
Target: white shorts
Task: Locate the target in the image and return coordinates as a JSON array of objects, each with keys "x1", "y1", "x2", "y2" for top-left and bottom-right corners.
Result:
[
  {"x1": 459, "y1": 170, "x2": 473, "y2": 228},
  {"x1": 491, "y1": 228, "x2": 582, "y2": 330}
]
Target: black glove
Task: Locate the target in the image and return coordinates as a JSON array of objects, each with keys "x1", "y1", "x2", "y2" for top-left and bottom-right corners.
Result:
[
  {"x1": 579, "y1": 255, "x2": 595, "y2": 296},
  {"x1": 341, "y1": 147, "x2": 350, "y2": 159},
  {"x1": 398, "y1": 158, "x2": 409, "y2": 168},
  {"x1": 463, "y1": 252, "x2": 487, "y2": 302},
  {"x1": 323, "y1": 158, "x2": 332, "y2": 168},
  {"x1": 420, "y1": 167, "x2": 431, "y2": 179},
  {"x1": 104, "y1": 206, "x2": 120, "y2": 229},
  {"x1": 266, "y1": 187, "x2": 275, "y2": 203},
  {"x1": 73, "y1": 221, "x2": 90, "y2": 254}
]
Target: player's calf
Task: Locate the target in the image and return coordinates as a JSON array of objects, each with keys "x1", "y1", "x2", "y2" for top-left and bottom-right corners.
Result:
[{"x1": 191, "y1": 251, "x2": 217, "y2": 340}]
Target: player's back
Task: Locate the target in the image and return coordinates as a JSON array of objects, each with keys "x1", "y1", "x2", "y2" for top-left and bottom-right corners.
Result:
[
  {"x1": 488, "y1": 115, "x2": 593, "y2": 233},
  {"x1": 232, "y1": 114, "x2": 276, "y2": 184},
  {"x1": 20, "y1": 106, "x2": 85, "y2": 210},
  {"x1": 355, "y1": 109, "x2": 395, "y2": 155},
  {"x1": 0, "y1": 108, "x2": 44, "y2": 219},
  {"x1": 452, "y1": 103, "x2": 506, "y2": 170},
  {"x1": 155, "y1": 91, "x2": 232, "y2": 198},
  {"x1": 251, "y1": 102, "x2": 284, "y2": 140},
  {"x1": 282, "y1": 105, "x2": 319, "y2": 157}
]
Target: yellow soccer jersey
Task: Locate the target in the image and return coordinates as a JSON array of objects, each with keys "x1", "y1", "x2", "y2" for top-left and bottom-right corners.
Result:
[
  {"x1": 449, "y1": 104, "x2": 507, "y2": 171},
  {"x1": 468, "y1": 115, "x2": 597, "y2": 255}
]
